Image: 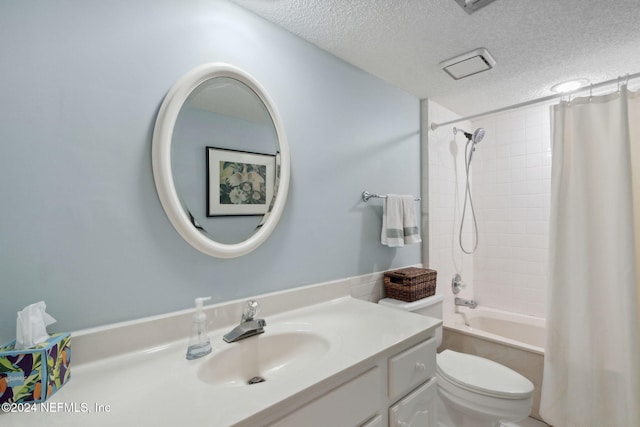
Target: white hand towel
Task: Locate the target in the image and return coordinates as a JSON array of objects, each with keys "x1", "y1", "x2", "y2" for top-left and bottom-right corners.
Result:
[
  {"x1": 402, "y1": 195, "x2": 422, "y2": 245},
  {"x1": 381, "y1": 194, "x2": 404, "y2": 247},
  {"x1": 381, "y1": 194, "x2": 421, "y2": 247}
]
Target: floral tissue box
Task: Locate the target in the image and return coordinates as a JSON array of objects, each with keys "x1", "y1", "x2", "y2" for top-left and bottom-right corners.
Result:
[{"x1": 0, "y1": 332, "x2": 71, "y2": 404}]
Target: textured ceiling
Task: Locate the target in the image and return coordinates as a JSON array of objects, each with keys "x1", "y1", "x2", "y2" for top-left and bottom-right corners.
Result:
[{"x1": 232, "y1": 0, "x2": 640, "y2": 117}]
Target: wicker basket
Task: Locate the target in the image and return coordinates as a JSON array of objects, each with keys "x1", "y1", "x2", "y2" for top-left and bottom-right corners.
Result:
[{"x1": 383, "y1": 267, "x2": 437, "y2": 302}]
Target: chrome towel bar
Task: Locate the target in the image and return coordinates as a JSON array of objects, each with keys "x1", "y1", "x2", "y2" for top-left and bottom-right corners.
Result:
[{"x1": 361, "y1": 191, "x2": 421, "y2": 203}]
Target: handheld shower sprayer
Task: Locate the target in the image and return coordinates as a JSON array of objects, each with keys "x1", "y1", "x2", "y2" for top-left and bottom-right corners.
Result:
[
  {"x1": 453, "y1": 127, "x2": 486, "y2": 255},
  {"x1": 471, "y1": 128, "x2": 485, "y2": 144},
  {"x1": 454, "y1": 127, "x2": 485, "y2": 164},
  {"x1": 453, "y1": 127, "x2": 485, "y2": 144}
]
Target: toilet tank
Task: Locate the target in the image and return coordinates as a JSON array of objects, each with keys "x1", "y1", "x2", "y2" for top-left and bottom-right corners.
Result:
[{"x1": 378, "y1": 294, "x2": 443, "y2": 346}]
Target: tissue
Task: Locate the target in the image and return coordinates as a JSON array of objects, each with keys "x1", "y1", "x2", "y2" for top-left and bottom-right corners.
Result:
[{"x1": 15, "y1": 301, "x2": 57, "y2": 350}]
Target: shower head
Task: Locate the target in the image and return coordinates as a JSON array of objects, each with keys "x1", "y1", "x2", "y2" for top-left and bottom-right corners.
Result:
[
  {"x1": 454, "y1": 127, "x2": 485, "y2": 144},
  {"x1": 472, "y1": 128, "x2": 485, "y2": 144}
]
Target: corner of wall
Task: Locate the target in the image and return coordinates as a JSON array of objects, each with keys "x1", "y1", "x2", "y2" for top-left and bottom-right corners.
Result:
[{"x1": 420, "y1": 99, "x2": 430, "y2": 269}]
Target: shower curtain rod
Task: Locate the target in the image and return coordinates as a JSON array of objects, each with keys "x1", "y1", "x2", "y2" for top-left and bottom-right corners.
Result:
[{"x1": 430, "y1": 72, "x2": 640, "y2": 130}]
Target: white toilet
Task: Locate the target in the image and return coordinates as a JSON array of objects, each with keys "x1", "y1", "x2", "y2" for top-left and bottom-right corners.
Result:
[{"x1": 379, "y1": 295, "x2": 534, "y2": 427}]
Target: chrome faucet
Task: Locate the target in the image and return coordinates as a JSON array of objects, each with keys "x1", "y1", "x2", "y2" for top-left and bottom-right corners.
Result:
[
  {"x1": 455, "y1": 297, "x2": 478, "y2": 309},
  {"x1": 223, "y1": 300, "x2": 267, "y2": 343}
]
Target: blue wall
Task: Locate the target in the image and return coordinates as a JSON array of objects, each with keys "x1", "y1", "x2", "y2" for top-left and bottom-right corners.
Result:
[{"x1": 0, "y1": 0, "x2": 421, "y2": 342}]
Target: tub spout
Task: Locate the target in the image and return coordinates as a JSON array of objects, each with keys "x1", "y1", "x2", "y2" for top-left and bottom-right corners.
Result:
[{"x1": 455, "y1": 297, "x2": 478, "y2": 309}]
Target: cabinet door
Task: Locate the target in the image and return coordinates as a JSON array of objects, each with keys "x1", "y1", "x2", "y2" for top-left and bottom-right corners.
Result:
[
  {"x1": 388, "y1": 338, "x2": 437, "y2": 401},
  {"x1": 270, "y1": 367, "x2": 381, "y2": 427},
  {"x1": 389, "y1": 378, "x2": 437, "y2": 427}
]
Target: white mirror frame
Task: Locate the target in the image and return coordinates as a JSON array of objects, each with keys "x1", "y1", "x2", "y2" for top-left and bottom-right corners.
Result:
[{"x1": 152, "y1": 63, "x2": 290, "y2": 259}]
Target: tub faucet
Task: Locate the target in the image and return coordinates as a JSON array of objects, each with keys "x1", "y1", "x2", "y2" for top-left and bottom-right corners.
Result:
[
  {"x1": 223, "y1": 300, "x2": 267, "y2": 343},
  {"x1": 455, "y1": 297, "x2": 478, "y2": 309}
]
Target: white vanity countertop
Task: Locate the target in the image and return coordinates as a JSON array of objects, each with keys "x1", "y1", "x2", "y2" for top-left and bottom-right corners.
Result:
[{"x1": 0, "y1": 296, "x2": 439, "y2": 427}]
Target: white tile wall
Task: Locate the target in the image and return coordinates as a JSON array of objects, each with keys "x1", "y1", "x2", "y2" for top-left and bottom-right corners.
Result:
[
  {"x1": 471, "y1": 106, "x2": 551, "y2": 317},
  {"x1": 427, "y1": 101, "x2": 551, "y2": 318}
]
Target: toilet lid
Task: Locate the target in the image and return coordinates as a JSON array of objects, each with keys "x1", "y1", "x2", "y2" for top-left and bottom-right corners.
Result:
[{"x1": 437, "y1": 350, "x2": 534, "y2": 399}]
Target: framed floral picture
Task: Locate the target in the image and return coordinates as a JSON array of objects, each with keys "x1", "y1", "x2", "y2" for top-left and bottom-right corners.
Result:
[{"x1": 206, "y1": 147, "x2": 275, "y2": 216}]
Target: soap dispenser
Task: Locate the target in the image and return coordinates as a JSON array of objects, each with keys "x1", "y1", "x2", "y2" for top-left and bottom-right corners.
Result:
[{"x1": 186, "y1": 297, "x2": 212, "y2": 360}]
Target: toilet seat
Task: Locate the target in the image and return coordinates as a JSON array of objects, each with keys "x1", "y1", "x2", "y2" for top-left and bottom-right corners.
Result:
[{"x1": 437, "y1": 350, "x2": 534, "y2": 399}]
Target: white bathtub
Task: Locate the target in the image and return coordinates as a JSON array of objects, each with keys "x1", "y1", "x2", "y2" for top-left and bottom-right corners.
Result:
[
  {"x1": 444, "y1": 306, "x2": 545, "y2": 355},
  {"x1": 441, "y1": 306, "x2": 546, "y2": 421}
]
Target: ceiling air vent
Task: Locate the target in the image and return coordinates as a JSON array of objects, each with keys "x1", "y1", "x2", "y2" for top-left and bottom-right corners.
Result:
[
  {"x1": 454, "y1": 0, "x2": 499, "y2": 14},
  {"x1": 440, "y1": 48, "x2": 496, "y2": 80}
]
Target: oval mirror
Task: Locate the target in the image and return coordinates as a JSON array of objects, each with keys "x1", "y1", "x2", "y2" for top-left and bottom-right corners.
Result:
[{"x1": 152, "y1": 63, "x2": 290, "y2": 258}]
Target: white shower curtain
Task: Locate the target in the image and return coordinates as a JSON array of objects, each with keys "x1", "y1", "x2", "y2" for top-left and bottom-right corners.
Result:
[{"x1": 540, "y1": 86, "x2": 640, "y2": 426}]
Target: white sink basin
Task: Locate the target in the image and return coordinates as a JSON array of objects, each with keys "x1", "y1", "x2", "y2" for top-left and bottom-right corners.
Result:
[{"x1": 197, "y1": 329, "x2": 331, "y2": 387}]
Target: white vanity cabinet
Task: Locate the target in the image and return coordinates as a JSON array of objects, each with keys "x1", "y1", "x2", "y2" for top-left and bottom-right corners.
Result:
[
  {"x1": 268, "y1": 336, "x2": 438, "y2": 427},
  {"x1": 389, "y1": 338, "x2": 437, "y2": 400},
  {"x1": 389, "y1": 377, "x2": 438, "y2": 427},
  {"x1": 269, "y1": 368, "x2": 383, "y2": 427},
  {"x1": 387, "y1": 338, "x2": 438, "y2": 427},
  {"x1": 1, "y1": 292, "x2": 441, "y2": 427}
]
